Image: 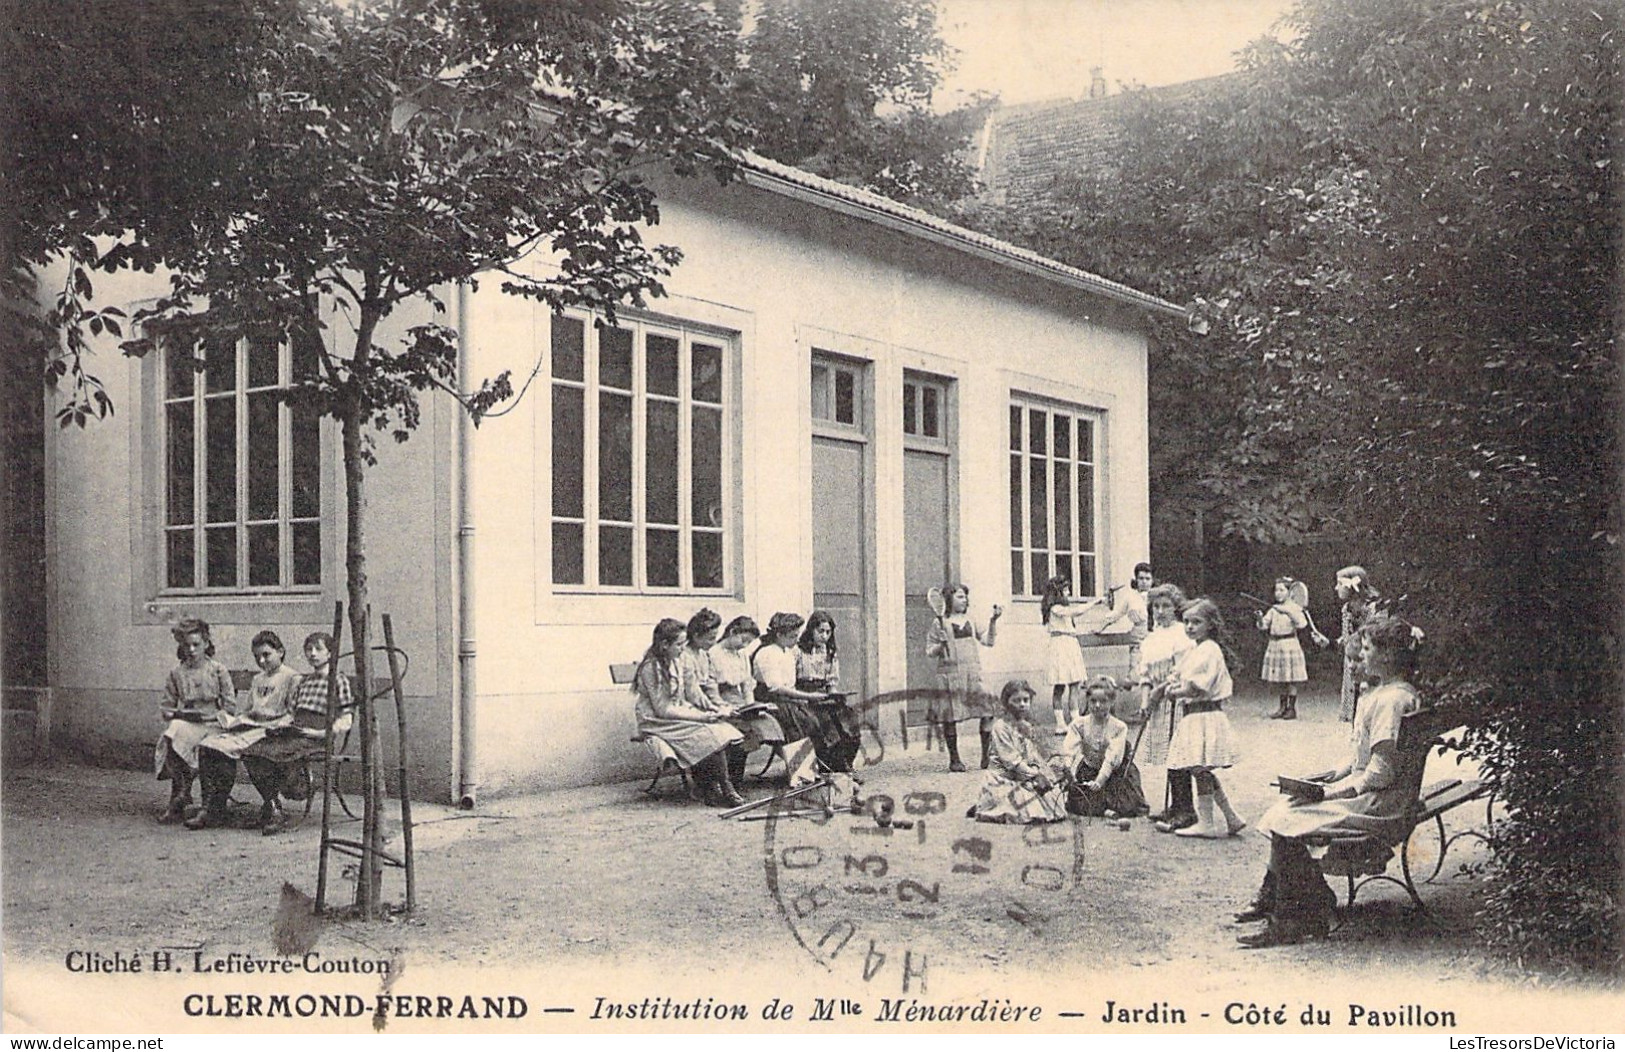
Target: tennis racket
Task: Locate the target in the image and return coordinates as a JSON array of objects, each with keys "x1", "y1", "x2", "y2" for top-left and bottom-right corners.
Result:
[
  {"x1": 1290, "y1": 580, "x2": 1330, "y2": 646},
  {"x1": 927, "y1": 586, "x2": 947, "y2": 622}
]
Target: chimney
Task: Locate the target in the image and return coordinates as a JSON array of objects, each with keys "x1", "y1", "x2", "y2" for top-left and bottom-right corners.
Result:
[{"x1": 1089, "y1": 66, "x2": 1107, "y2": 100}]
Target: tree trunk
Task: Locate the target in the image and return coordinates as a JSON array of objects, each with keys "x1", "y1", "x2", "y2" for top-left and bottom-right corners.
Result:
[{"x1": 340, "y1": 397, "x2": 385, "y2": 916}]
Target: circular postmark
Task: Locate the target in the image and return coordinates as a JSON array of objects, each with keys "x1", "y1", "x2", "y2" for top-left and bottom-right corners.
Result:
[{"x1": 761, "y1": 689, "x2": 1089, "y2": 995}]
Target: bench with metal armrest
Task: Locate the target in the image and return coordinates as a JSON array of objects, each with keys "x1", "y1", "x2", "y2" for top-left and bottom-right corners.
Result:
[{"x1": 1296, "y1": 704, "x2": 1491, "y2": 914}]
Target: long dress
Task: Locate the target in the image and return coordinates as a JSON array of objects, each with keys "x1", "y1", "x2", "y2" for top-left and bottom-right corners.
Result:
[
  {"x1": 1255, "y1": 681, "x2": 1420, "y2": 856},
  {"x1": 1061, "y1": 713, "x2": 1150, "y2": 817},
  {"x1": 633, "y1": 658, "x2": 742, "y2": 767},
  {"x1": 1259, "y1": 603, "x2": 1309, "y2": 684},
  {"x1": 1045, "y1": 603, "x2": 1090, "y2": 685},
  {"x1": 200, "y1": 664, "x2": 298, "y2": 760},
  {"x1": 1136, "y1": 623, "x2": 1194, "y2": 767},
  {"x1": 1338, "y1": 598, "x2": 1375, "y2": 721},
  {"x1": 970, "y1": 716, "x2": 1069, "y2": 824},
  {"x1": 154, "y1": 658, "x2": 237, "y2": 777},
  {"x1": 756, "y1": 644, "x2": 857, "y2": 773},
  {"x1": 247, "y1": 669, "x2": 355, "y2": 760},
  {"x1": 707, "y1": 645, "x2": 786, "y2": 748},
  {"x1": 925, "y1": 615, "x2": 996, "y2": 723},
  {"x1": 1162, "y1": 639, "x2": 1240, "y2": 772}
]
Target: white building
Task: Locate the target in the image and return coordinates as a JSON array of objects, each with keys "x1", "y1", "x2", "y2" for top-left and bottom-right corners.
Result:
[{"x1": 39, "y1": 154, "x2": 1182, "y2": 803}]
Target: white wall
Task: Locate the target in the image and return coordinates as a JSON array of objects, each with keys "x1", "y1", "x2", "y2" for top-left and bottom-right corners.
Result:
[
  {"x1": 462, "y1": 177, "x2": 1150, "y2": 794},
  {"x1": 43, "y1": 264, "x2": 457, "y2": 797}
]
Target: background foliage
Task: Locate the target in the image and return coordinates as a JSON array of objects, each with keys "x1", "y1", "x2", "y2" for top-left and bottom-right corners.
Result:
[
  {"x1": 970, "y1": 0, "x2": 1620, "y2": 971},
  {"x1": 728, "y1": 0, "x2": 994, "y2": 208}
]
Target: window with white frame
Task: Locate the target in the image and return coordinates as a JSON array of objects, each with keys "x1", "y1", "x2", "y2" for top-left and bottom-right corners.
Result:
[
  {"x1": 902, "y1": 375, "x2": 947, "y2": 442},
  {"x1": 1009, "y1": 397, "x2": 1100, "y2": 598},
  {"x1": 810, "y1": 357, "x2": 862, "y2": 431},
  {"x1": 162, "y1": 334, "x2": 322, "y2": 591},
  {"x1": 550, "y1": 314, "x2": 731, "y2": 592}
]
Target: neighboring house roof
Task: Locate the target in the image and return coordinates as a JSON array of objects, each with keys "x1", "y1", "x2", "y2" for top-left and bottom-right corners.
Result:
[
  {"x1": 977, "y1": 72, "x2": 1250, "y2": 210},
  {"x1": 735, "y1": 150, "x2": 1187, "y2": 320}
]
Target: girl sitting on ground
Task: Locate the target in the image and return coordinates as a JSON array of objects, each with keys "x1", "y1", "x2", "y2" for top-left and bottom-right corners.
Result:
[
  {"x1": 1062, "y1": 676, "x2": 1149, "y2": 819},
  {"x1": 967, "y1": 679, "x2": 1068, "y2": 825}
]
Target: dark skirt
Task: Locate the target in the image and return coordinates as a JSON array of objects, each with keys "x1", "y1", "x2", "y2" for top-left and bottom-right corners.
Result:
[
  {"x1": 767, "y1": 678, "x2": 860, "y2": 773},
  {"x1": 1066, "y1": 757, "x2": 1150, "y2": 817}
]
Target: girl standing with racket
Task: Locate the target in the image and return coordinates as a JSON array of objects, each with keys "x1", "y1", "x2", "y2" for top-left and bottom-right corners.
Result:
[
  {"x1": 1258, "y1": 577, "x2": 1311, "y2": 720},
  {"x1": 1041, "y1": 575, "x2": 1093, "y2": 735},
  {"x1": 924, "y1": 583, "x2": 1002, "y2": 772}
]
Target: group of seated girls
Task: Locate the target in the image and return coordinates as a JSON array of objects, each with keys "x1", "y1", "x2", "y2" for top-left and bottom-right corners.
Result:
[
  {"x1": 155, "y1": 618, "x2": 351, "y2": 835},
  {"x1": 968, "y1": 675, "x2": 1151, "y2": 825},
  {"x1": 632, "y1": 609, "x2": 861, "y2": 808}
]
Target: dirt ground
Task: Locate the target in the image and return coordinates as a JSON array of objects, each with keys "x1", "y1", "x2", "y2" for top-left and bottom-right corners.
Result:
[{"x1": 5, "y1": 683, "x2": 1620, "y2": 1033}]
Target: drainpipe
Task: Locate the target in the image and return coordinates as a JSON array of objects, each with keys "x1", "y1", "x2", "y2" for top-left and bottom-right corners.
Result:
[{"x1": 455, "y1": 283, "x2": 479, "y2": 809}]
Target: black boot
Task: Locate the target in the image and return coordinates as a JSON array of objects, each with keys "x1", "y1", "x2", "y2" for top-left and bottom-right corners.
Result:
[
  {"x1": 1154, "y1": 769, "x2": 1196, "y2": 829},
  {"x1": 186, "y1": 750, "x2": 235, "y2": 829},
  {"x1": 979, "y1": 728, "x2": 992, "y2": 769},
  {"x1": 1282, "y1": 696, "x2": 1298, "y2": 721},
  {"x1": 159, "y1": 753, "x2": 195, "y2": 824},
  {"x1": 942, "y1": 723, "x2": 965, "y2": 772},
  {"x1": 727, "y1": 745, "x2": 749, "y2": 788},
  {"x1": 1240, "y1": 839, "x2": 1332, "y2": 946},
  {"x1": 1268, "y1": 694, "x2": 1289, "y2": 719},
  {"x1": 1234, "y1": 870, "x2": 1277, "y2": 923},
  {"x1": 715, "y1": 763, "x2": 745, "y2": 808}
]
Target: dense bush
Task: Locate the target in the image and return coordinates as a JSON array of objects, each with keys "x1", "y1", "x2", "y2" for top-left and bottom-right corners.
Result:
[{"x1": 971, "y1": 0, "x2": 1621, "y2": 971}]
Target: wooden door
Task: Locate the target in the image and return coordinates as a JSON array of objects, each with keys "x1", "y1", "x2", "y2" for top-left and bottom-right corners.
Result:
[{"x1": 810, "y1": 355, "x2": 870, "y2": 707}]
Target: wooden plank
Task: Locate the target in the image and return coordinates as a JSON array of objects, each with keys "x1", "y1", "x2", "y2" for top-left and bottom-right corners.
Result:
[{"x1": 1417, "y1": 780, "x2": 1485, "y2": 821}]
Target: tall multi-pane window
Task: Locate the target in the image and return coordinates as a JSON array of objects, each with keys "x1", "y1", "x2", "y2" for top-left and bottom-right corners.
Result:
[
  {"x1": 550, "y1": 314, "x2": 730, "y2": 592},
  {"x1": 1009, "y1": 397, "x2": 1100, "y2": 598},
  {"x1": 163, "y1": 335, "x2": 322, "y2": 591}
]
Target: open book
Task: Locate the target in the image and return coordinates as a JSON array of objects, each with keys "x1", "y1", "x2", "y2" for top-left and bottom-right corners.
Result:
[
  {"x1": 162, "y1": 707, "x2": 215, "y2": 723},
  {"x1": 1274, "y1": 775, "x2": 1326, "y2": 802}
]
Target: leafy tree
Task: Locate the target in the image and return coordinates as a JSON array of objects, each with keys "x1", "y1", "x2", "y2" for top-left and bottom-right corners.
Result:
[
  {"x1": 972, "y1": 0, "x2": 1620, "y2": 970},
  {"x1": 734, "y1": 0, "x2": 992, "y2": 208},
  {"x1": 8, "y1": 0, "x2": 745, "y2": 914}
]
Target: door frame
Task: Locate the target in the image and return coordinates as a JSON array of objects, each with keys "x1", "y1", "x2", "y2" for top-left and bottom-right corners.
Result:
[
  {"x1": 901, "y1": 369, "x2": 959, "y2": 699},
  {"x1": 808, "y1": 348, "x2": 877, "y2": 711}
]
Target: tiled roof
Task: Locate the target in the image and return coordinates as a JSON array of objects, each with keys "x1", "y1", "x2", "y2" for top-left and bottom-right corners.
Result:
[
  {"x1": 979, "y1": 72, "x2": 1250, "y2": 208},
  {"x1": 735, "y1": 151, "x2": 1187, "y2": 319}
]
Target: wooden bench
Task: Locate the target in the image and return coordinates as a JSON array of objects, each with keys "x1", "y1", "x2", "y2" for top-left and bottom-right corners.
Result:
[
  {"x1": 611, "y1": 661, "x2": 693, "y2": 797},
  {"x1": 223, "y1": 669, "x2": 389, "y2": 826},
  {"x1": 1303, "y1": 703, "x2": 1492, "y2": 914},
  {"x1": 614, "y1": 662, "x2": 792, "y2": 795}
]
